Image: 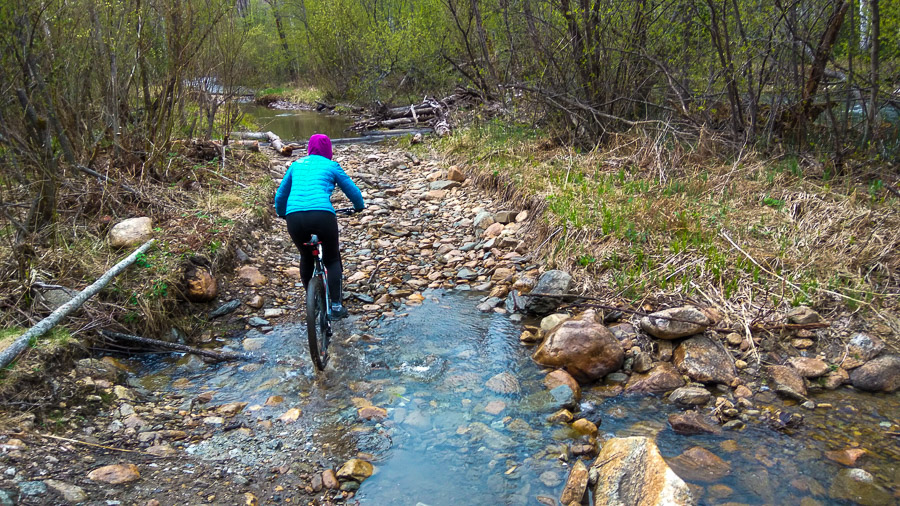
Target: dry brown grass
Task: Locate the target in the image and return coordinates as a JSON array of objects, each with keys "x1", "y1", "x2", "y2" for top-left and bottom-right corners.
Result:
[
  {"x1": 0, "y1": 148, "x2": 274, "y2": 344},
  {"x1": 431, "y1": 122, "x2": 900, "y2": 344}
]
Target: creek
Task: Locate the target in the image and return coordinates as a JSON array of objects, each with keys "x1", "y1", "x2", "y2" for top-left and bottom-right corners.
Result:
[
  {"x1": 131, "y1": 289, "x2": 899, "y2": 505},
  {"x1": 239, "y1": 103, "x2": 360, "y2": 142}
]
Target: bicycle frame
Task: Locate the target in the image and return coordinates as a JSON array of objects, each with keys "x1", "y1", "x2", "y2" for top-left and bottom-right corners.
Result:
[{"x1": 308, "y1": 238, "x2": 332, "y2": 320}]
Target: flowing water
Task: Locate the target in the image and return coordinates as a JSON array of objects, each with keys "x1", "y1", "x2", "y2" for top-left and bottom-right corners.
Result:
[{"x1": 132, "y1": 289, "x2": 900, "y2": 505}]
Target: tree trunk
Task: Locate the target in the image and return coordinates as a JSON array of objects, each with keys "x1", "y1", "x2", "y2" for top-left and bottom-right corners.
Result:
[{"x1": 864, "y1": 0, "x2": 879, "y2": 142}]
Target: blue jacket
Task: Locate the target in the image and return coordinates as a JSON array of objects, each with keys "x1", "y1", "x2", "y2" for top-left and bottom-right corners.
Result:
[{"x1": 274, "y1": 155, "x2": 365, "y2": 217}]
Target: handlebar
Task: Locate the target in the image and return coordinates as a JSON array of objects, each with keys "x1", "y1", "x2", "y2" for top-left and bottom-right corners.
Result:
[{"x1": 335, "y1": 207, "x2": 360, "y2": 216}]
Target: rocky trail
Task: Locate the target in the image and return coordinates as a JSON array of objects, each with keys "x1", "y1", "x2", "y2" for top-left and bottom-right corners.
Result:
[{"x1": 1, "y1": 142, "x2": 899, "y2": 505}]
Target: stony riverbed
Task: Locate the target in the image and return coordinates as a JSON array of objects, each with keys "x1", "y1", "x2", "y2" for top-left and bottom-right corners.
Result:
[{"x1": 0, "y1": 142, "x2": 898, "y2": 505}]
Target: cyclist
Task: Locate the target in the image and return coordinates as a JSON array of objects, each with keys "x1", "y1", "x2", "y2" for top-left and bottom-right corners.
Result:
[{"x1": 274, "y1": 134, "x2": 365, "y2": 319}]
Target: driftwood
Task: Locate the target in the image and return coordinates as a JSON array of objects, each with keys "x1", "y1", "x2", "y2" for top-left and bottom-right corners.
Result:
[
  {"x1": 351, "y1": 91, "x2": 471, "y2": 134},
  {"x1": 99, "y1": 330, "x2": 253, "y2": 362},
  {"x1": 0, "y1": 240, "x2": 156, "y2": 370},
  {"x1": 265, "y1": 131, "x2": 293, "y2": 156}
]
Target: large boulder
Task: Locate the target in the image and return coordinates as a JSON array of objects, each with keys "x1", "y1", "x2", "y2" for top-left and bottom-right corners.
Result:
[
  {"x1": 849, "y1": 355, "x2": 900, "y2": 393},
  {"x1": 533, "y1": 311, "x2": 624, "y2": 382},
  {"x1": 591, "y1": 437, "x2": 693, "y2": 505},
  {"x1": 673, "y1": 336, "x2": 736, "y2": 384},
  {"x1": 108, "y1": 217, "x2": 153, "y2": 248},
  {"x1": 524, "y1": 270, "x2": 572, "y2": 315},
  {"x1": 624, "y1": 362, "x2": 685, "y2": 394},
  {"x1": 560, "y1": 460, "x2": 589, "y2": 505},
  {"x1": 640, "y1": 307, "x2": 710, "y2": 340}
]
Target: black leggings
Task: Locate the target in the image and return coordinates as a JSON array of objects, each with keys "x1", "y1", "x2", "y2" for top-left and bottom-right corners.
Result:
[{"x1": 285, "y1": 211, "x2": 342, "y2": 303}]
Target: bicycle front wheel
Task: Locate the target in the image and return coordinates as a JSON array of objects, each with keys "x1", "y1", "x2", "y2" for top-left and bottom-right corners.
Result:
[{"x1": 306, "y1": 275, "x2": 330, "y2": 371}]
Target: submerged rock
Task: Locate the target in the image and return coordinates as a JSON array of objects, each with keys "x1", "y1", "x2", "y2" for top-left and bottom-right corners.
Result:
[
  {"x1": 591, "y1": 437, "x2": 693, "y2": 505},
  {"x1": 668, "y1": 446, "x2": 731, "y2": 483},
  {"x1": 668, "y1": 411, "x2": 722, "y2": 435},
  {"x1": 828, "y1": 468, "x2": 893, "y2": 506},
  {"x1": 640, "y1": 307, "x2": 710, "y2": 340}
]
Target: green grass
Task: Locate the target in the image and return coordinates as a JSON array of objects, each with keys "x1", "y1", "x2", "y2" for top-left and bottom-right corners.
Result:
[{"x1": 432, "y1": 122, "x2": 899, "y2": 315}]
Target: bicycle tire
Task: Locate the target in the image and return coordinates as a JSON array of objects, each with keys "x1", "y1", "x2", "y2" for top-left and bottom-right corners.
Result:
[{"x1": 306, "y1": 275, "x2": 330, "y2": 371}]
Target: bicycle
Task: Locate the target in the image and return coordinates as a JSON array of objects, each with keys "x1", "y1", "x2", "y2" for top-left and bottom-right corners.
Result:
[{"x1": 305, "y1": 207, "x2": 358, "y2": 371}]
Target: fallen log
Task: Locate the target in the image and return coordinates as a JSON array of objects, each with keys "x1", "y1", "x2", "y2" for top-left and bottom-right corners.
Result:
[
  {"x1": 265, "y1": 131, "x2": 293, "y2": 156},
  {"x1": 231, "y1": 131, "x2": 269, "y2": 141},
  {"x1": 0, "y1": 240, "x2": 156, "y2": 370},
  {"x1": 99, "y1": 330, "x2": 254, "y2": 362}
]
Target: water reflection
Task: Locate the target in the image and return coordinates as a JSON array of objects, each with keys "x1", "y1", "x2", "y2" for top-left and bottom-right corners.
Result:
[{"x1": 239, "y1": 103, "x2": 359, "y2": 142}]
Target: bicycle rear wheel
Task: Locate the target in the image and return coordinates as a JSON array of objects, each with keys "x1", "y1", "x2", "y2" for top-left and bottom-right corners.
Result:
[{"x1": 306, "y1": 275, "x2": 330, "y2": 371}]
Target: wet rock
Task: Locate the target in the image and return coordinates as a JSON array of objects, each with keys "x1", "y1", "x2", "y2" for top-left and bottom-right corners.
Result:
[
  {"x1": 44, "y1": 479, "x2": 87, "y2": 502},
  {"x1": 486, "y1": 372, "x2": 521, "y2": 395},
  {"x1": 572, "y1": 418, "x2": 598, "y2": 437},
  {"x1": 210, "y1": 299, "x2": 241, "y2": 318},
  {"x1": 533, "y1": 311, "x2": 624, "y2": 382},
  {"x1": 242, "y1": 337, "x2": 266, "y2": 351},
  {"x1": 844, "y1": 333, "x2": 886, "y2": 369},
  {"x1": 668, "y1": 386, "x2": 712, "y2": 406},
  {"x1": 277, "y1": 408, "x2": 301, "y2": 423},
  {"x1": 668, "y1": 446, "x2": 731, "y2": 483},
  {"x1": 824, "y1": 448, "x2": 867, "y2": 466},
  {"x1": 828, "y1": 468, "x2": 893, "y2": 506},
  {"x1": 673, "y1": 336, "x2": 736, "y2": 384},
  {"x1": 788, "y1": 357, "x2": 830, "y2": 378},
  {"x1": 768, "y1": 365, "x2": 808, "y2": 400},
  {"x1": 548, "y1": 409, "x2": 574, "y2": 424},
  {"x1": 560, "y1": 460, "x2": 589, "y2": 505},
  {"x1": 184, "y1": 264, "x2": 217, "y2": 302},
  {"x1": 849, "y1": 355, "x2": 900, "y2": 393},
  {"x1": 237, "y1": 266, "x2": 268, "y2": 286},
  {"x1": 87, "y1": 464, "x2": 141, "y2": 484},
  {"x1": 524, "y1": 270, "x2": 572, "y2": 315},
  {"x1": 640, "y1": 307, "x2": 710, "y2": 340},
  {"x1": 322, "y1": 470, "x2": 339, "y2": 489},
  {"x1": 247, "y1": 317, "x2": 269, "y2": 327},
  {"x1": 624, "y1": 362, "x2": 685, "y2": 394},
  {"x1": 336, "y1": 459, "x2": 374, "y2": 483},
  {"x1": 109, "y1": 217, "x2": 153, "y2": 248},
  {"x1": 543, "y1": 369, "x2": 582, "y2": 401},
  {"x1": 668, "y1": 411, "x2": 722, "y2": 435},
  {"x1": 632, "y1": 352, "x2": 653, "y2": 373},
  {"x1": 786, "y1": 306, "x2": 820, "y2": 324},
  {"x1": 591, "y1": 437, "x2": 692, "y2": 505},
  {"x1": 215, "y1": 402, "x2": 248, "y2": 416},
  {"x1": 477, "y1": 297, "x2": 504, "y2": 312},
  {"x1": 519, "y1": 330, "x2": 541, "y2": 344},
  {"x1": 821, "y1": 368, "x2": 849, "y2": 389}
]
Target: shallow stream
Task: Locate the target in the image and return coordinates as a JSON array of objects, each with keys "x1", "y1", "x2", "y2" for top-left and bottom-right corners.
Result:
[{"x1": 132, "y1": 289, "x2": 900, "y2": 505}]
